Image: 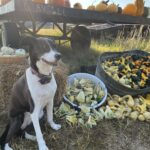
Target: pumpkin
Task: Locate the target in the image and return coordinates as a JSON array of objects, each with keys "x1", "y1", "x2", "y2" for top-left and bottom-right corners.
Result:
[
  {"x1": 95, "y1": 0, "x2": 109, "y2": 12},
  {"x1": 0, "y1": 0, "x2": 10, "y2": 5},
  {"x1": 87, "y1": 5, "x2": 95, "y2": 11},
  {"x1": 122, "y1": 4, "x2": 137, "y2": 16},
  {"x1": 64, "y1": 0, "x2": 70, "y2": 7},
  {"x1": 135, "y1": 0, "x2": 144, "y2": 16},
  {"x1": 53, "y1": 0, "x2": 65, "y2": 6},
  {"x1": 107, "y1": 3, "x2": 118, "y2": 13},
  {"x1": 32, "y1": 0, "x2": 45, "y2": 4},
  {"x1": 74, "y1": 3, "x2": 82, "y2": 9}
]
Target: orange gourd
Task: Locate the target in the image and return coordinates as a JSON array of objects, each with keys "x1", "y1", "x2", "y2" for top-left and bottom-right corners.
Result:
[
  {"x1": 53, "y1": 0, "x2": 65, "y2": 6},
  {"x1": 87, "y1": 5, "x2": 95, "y2": 11},
  {"x1": 74, "y1": 3, "x2": 82, "y2": 9},
  {"x1": 107, "y1": 3, "x2": 118, "y2": 13},
  {"x1": 64, "y1": 0, "x2": 70, "y2": 8},
  {"x1": 0, "y1": 0, "x2": 10, "y2": 5},
  {"x1": 122, "y1": 4, "x2": 137, "y2": 16},
  {"x1": 135, "y1": 0, "x2": 144, "y2": 16},
  {"x1": 95, "y1": 0, "x2": 109, "y2": 12}
]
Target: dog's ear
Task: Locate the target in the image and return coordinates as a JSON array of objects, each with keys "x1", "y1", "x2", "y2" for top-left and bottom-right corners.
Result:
[{"x1": 20, "y1": 36, "x2": 36, "y2": 51}]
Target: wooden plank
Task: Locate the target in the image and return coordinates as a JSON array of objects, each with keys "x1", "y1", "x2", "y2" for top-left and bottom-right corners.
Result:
[
  {"x1": 14, "y1": 0, "x2": 150, "y2": 25},
  {"x1": 0, "y1": 0, "x2": 150, "y2": 25},
  {"x1": 0, "y1": 0, "x2": 15, "y2": 15}
]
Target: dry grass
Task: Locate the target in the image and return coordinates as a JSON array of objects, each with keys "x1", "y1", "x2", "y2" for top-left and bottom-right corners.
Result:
[
  {"x1": 3, "y1": 120, "x2": 150, "y2": 150},
  {"x1": 37, "y1": 25, "x2": 150, "y2": 53},
  {"x1": 1, "y1": 26, "x2": 150, "y2": 150}
]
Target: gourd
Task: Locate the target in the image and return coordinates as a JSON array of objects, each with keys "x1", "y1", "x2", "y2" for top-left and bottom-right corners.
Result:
[
  {"x1": 53, "y1": 0, "x2": 65, "y2": 6},
  {"x1": 0, "y1": 0, "x2": 10, "y2": 5},
  {"x1": 74, "y1": 3, "x2": 82, "y2": 9},
  {"x1": 122, "y1": 4, "x2": 137, "y2": 16},
  {"x1": 135, "y1": 0, "x2": 144, "y2": 16},
  {"x1": 87, "y1": 5, "x2": 95, "y2": 11},
  {"x1": 64, "y1": 0, "x2": 70, "y2": 8},
  {"x1": 95, "y1": 0, "x2": 109, "y2": 12},
  {"x1": 107, "y1": 3, "x2": 118, "y2": 13},
  {"x1": 32, "y1": 0, "x2": 45, "y2": 4}
]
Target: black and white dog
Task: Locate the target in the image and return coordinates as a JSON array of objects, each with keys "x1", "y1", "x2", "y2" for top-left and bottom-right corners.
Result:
[{"x1": 0, "y1": 37, "x2": 62, "y2": 150}]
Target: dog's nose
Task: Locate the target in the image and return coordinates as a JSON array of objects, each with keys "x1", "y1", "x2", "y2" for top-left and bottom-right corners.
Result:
[{"x1": 55, "y1": 53, "x2": 61, "y2": 60}]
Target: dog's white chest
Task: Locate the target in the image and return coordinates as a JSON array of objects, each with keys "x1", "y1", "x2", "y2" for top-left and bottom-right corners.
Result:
[{"x1": 26, "y1": 68, "x2": 57, "y2": 107}]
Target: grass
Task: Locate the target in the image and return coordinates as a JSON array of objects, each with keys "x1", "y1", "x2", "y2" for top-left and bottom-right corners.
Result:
[
  {"x1": 37, "y1": 26, "x2": 150, "y2": 53},
  {"x1": 1, "y1": 26, "x2": 150, "y2": 150}
]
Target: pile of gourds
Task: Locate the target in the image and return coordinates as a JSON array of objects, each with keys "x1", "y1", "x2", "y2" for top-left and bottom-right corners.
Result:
[
  {"x1": 65, "y1": 78, "x2": 104, "y2": 107},
  {"x1": 56, "y1": 94, "x2": 150, "y2": 128},
  {"x1": 102, "y1": 55, "x2": 150, "y2": 89},
  {"x1": 87, "y1": 0, "x2": 144, "y2": 16},
  {"x1": 107, "y1": 94, "x2": 150, "y2": 121},
  {"x1": 87, "y1": 0, "x2": 120, "y2": 14},
  {"x1": 32, "y1": 0, "x2": 145, "y2": 17}
]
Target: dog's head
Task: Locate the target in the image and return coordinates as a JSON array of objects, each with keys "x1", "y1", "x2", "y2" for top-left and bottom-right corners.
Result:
[{"x1": 22, "y1": 37, "x2": 61, "y2": 75}]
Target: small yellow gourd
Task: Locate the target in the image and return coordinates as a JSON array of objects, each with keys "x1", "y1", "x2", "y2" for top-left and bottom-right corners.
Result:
[
  {"x1": 74, "y1": 3, "x2": 82, "y2": 9},
  {"x1": 107, "y1": 3, "x2": 118, "y2": 13},
  {"x1": 138, "y1": 114, "x2": 145, "y2": 121},
  {"x1": 87, "y1": 5, "x2": 95, "y2": 11},
  {"x1": 122, "y1": 4, "x2": 137, "y2": 16},
  {"x1": 135, "y1": 0, "x2": 144, "y2": 16}
]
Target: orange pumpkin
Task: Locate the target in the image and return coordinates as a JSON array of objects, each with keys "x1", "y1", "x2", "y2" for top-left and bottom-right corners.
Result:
[
  {"x1": 95, "y1": 1, "x2": 109, "y2": 12},
  {"x1": 64, "y1": 0, "x2": 70, "y2": 8},
  {"x1": 32, "y1": 0, "x2": 45, "y2": 4},
  {"x1": 53, "y1": 0, "x2": 65, "y2": 6},
  {"x1": 74, "y1": 3, "x2": 82, "y2": 9},
  {"x1": 122, "y1": 4, "x2": 137, "y2": 16},
  {"x1": 107, "y1": 3, "x2": 118, "y2": 13},
  {"x1": 87, "y1": 5, "x2": 95, "y2": 11},
  {"x1": 0, "y1": 0, "x2": 10, "y2": 5},
  {"x1": 135, "y1": 0, "x2": 144, "y2": 16}
]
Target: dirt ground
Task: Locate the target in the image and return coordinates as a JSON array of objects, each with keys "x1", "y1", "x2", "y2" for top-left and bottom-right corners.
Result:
[{"x1": 0, "y1": 47, "x2": 150, "y2": 150}]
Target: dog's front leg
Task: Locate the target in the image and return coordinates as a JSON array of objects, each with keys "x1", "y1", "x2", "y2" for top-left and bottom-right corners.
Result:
[
  {"x1": 46, "y1": 99, "x2": 61, "y2": 130},
  {"x1": 31, "y1": 107, "x2": 49, "y2": 150}
]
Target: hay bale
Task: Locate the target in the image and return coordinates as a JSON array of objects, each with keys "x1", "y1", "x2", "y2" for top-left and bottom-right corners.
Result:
[
  {"x1": 0, "y1": 61, "x2": 29, "y2": 113},
  {"x1": 54, "y1": 61, "x2": 69, "y2": 107}
]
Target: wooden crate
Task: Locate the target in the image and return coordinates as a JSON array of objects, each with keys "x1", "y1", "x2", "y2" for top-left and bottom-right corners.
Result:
[{"x1": 0, "y1": 56, "x2": 28, "y2": 64}]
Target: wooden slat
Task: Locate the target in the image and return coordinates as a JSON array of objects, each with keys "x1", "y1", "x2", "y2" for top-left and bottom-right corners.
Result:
[
  {"x1": 0, "y1": 0, "x2": 150, "y2": 25},
  {"x1": 0, "y1": 0, "x2": 15, "y2": 15}
]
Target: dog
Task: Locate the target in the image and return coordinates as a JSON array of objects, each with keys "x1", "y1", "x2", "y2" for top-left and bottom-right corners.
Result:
[{"x1": 0, "y1": 37, "x2": 62, "y2": 150}]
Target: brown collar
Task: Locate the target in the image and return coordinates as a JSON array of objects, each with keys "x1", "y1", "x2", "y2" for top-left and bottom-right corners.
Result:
[
  {"x1": 31, "y1": 68, "x2": 52, "y2": 84},
  {"x1": 41, "y1": 58, "x2": 57, "y2": 66}
]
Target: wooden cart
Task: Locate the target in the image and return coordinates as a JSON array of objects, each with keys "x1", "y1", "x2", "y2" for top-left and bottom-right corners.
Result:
[{"x1": 0, "y1": 0, "x2": 150, "y2": 49}]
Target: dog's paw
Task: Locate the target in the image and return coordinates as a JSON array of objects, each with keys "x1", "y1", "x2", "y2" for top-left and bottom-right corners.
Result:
[
  {"x1": 4, "y1": 144, "x2": 13, "y2": 150},
  {"x1": 39, "y1": 144, "x2": 49, "y2": 150},
  {"x1": 50, "y1": 122, "x2": 61, "y2": 131}
]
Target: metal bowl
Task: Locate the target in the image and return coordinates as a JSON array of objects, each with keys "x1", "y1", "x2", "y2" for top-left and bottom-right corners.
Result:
[{"x1": 63, "y1": 73, "x2": 108, "y2": 109}]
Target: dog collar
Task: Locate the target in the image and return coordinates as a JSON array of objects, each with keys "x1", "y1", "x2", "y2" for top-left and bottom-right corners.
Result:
[
  {"x1": 41, "y1": 58, "x2": 57, "y2": 66},
  {"x1": 31, "y1": 68, "x2": 52, "y2": 84}
]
